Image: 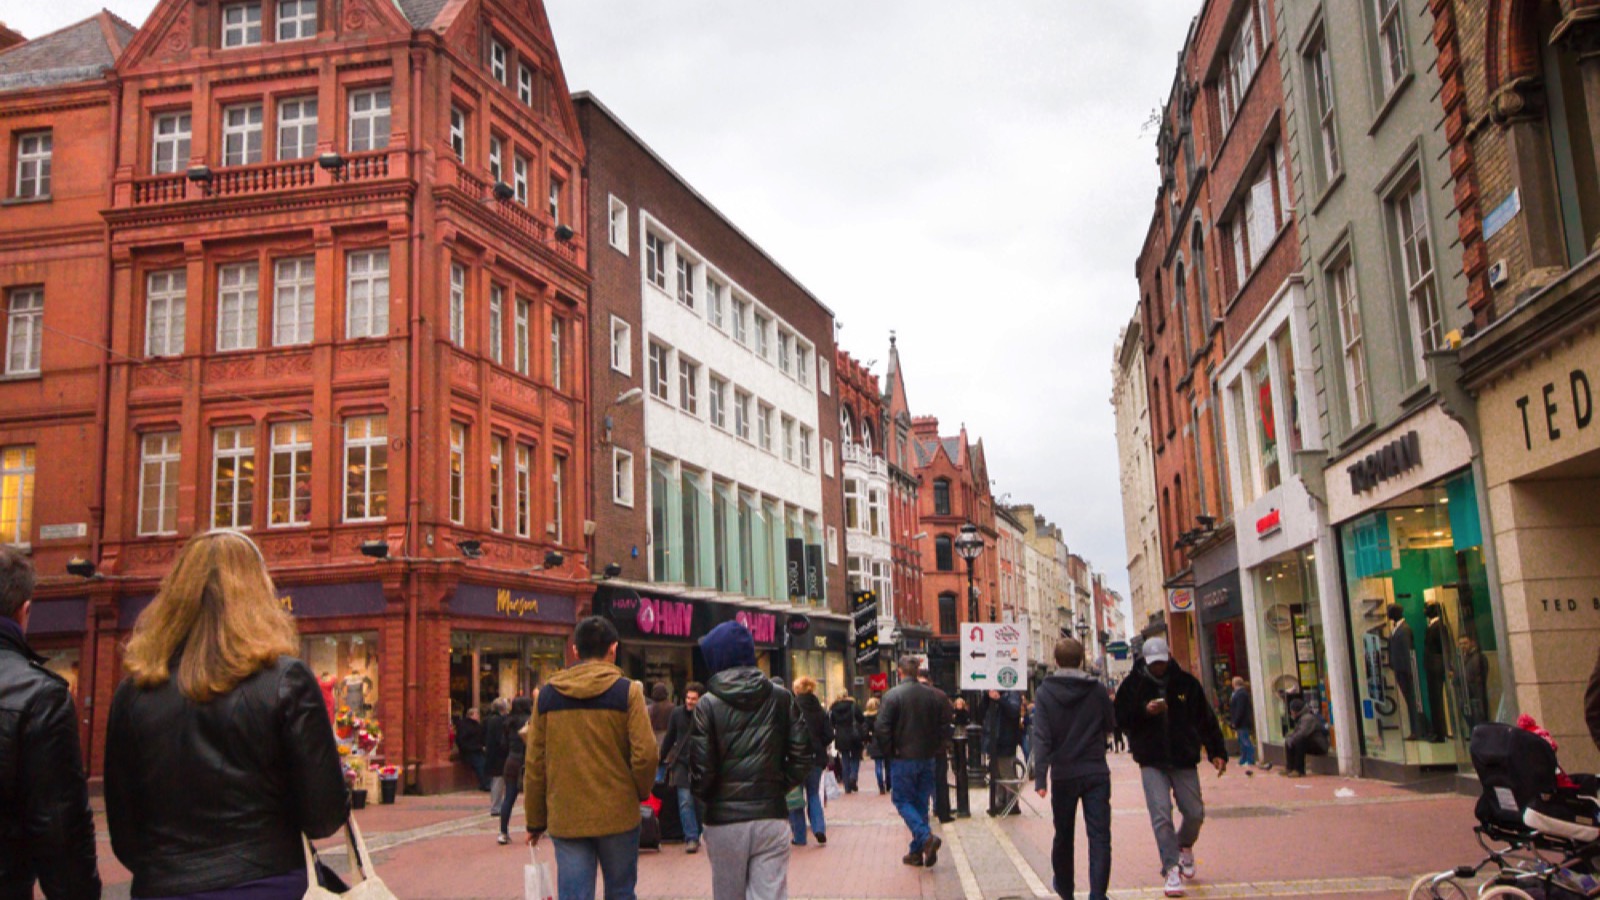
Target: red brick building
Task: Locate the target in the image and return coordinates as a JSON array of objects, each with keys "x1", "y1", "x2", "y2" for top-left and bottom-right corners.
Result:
[
  {"x1": 879, "y1": 335, "x2": 929, "y2": 667},
  {"x1": 2, "y1": 0, "x2": 591, "y2": 790}
]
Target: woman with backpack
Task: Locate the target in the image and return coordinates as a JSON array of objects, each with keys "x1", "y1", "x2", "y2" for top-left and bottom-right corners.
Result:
[{"x1": 497, "y1": 695, "x2": 535, "y2": 844}]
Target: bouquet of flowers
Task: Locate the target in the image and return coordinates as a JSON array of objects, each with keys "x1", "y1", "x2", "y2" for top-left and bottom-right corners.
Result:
[
  {"x1": 355, "y1": 718, "x2": 382, "y2": 754},
  {"x1": 378, "y1": 765, "x2": 400, "y2": 782},
  {"x1": 334, "y1": 707, "x2": 382, "y2": 754}
]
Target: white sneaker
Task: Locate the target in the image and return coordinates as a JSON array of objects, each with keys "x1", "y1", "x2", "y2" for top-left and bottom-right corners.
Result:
[
  {"x1": 1164, "y1": 867, "x2": 1185, "y2": 897},
  {"x1": 1178, "y1": 847, "x2": 1196, "y2": 879}
]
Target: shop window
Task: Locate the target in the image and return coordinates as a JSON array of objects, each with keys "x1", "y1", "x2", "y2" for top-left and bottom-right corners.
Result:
[
  {"x1": 0, "y1": 445, "x2": 34, "y2": 545},
  {"x1": 738, "y1": 491, "x2": 757, "y2": 595},
  {"x1": 303, "y1": 632, "x2": 379, "y2": 717},
  {"x1": 935, "y1": 535, "x2": 954, "y2": 571},
  {"x1": 1254, "y1": 547, "x2": 1327, "y2": 745},
  {"x1": 146, "y1": 270, "x2": 186, "y2": 358},
  {"x1": 450, "y1": 631, "x2": 564, "y2": 715}
]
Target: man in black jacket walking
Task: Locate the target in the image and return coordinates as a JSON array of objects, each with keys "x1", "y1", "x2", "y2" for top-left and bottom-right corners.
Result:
[
  {"x1": 876, "y1": 657, "x2": 954, "y2": 868},
  {"x1": 1114, "y1": 638, "x2": 1227, "y2": 898},
  {"x1": 690, "y1": 621, "x2": 811, "y2": 900},
  {"x1": 1033, "y1": 638, "x2": 1116, "y2": 900},
  {"x1": 0, "y1": 546, "x2": 101, "y2": 899}
]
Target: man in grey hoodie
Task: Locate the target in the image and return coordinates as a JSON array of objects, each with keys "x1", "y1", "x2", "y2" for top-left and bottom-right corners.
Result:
[{"x1": 1032, "y1": 638, "x2": 1116, "y2": 900}]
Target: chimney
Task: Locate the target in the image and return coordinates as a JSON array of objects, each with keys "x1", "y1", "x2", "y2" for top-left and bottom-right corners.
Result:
[{"x1": 0, "y1": 22, "x2": 25, "y2": 51}]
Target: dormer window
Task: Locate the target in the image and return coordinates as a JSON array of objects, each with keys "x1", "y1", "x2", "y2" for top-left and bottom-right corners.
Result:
[
  {"x1": 221, "y1": 2, "x2": 262, "y2": 48},
  {"x1": 276, "y1": 0, "x2": 316, "y2": 41},
  {"x1": 490, "y1": 41, "x2": 508, "y2": 86}
]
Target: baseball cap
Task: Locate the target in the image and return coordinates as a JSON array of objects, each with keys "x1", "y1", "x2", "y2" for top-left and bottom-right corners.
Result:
[{"x1": 1142, "y1": 636, "x2": 1171, "y2": 664}]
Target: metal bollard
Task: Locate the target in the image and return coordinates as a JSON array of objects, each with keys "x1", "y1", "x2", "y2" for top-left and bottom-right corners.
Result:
[
  {"x1": 965, "y1": 723, "x2": 987, "y2": 785},
  {"x1": 952, "y1": 731, "x2": 971, "y2": 818}
]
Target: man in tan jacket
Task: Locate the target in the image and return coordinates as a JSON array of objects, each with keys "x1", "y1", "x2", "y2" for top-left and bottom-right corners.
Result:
[{"x1": 526, "y1": 615, "x2": 658, "y2": 900}]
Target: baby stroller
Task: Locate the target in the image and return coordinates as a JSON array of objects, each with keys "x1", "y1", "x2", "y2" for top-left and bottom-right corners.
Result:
[{"x1": 1409, "y1": 722, "x2": 1600, "y2": 899}]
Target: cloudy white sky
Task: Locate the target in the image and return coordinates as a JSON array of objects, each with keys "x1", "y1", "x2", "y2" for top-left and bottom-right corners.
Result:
[{"x1": 7, "y1": 2, "x2": 1198, "y2": 602}]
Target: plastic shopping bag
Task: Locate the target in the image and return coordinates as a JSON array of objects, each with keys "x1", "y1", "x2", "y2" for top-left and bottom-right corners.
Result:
[
  {"x1": 525, "y1": 845, "x2": 555, "y2": 900},
  {"x1": 821, "y1": 768, "x2": 843, "y2": 803}
]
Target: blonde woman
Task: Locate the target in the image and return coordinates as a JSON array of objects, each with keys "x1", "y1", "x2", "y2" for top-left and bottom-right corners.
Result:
[
  {"x1": 105, "y1": 530, "x2": 348, "y2": 899},
  {"x1": 788, "y1": 676, "x2": 832, "y2": 845},
  {"x1": 863, "y1": 695, "x2": 890, "y2": 794}
]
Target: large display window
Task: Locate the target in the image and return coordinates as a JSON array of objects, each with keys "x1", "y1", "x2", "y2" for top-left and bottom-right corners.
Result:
[
  {"x1": 617, "y1": 642, "x2": 695, "y2": 699},
  {"x1": 449, "y1": 631, "x2": 564, "y2": 715},
  {"x1": 1339, "y1": 471, "x2": 1498, "y2": 766},
  {"x1": 302, "y1": 632, "x2": 380, "y2": 720},
  {"x1": 1254, "y1": 548, "x2": 1329, "y2": 745},
  {"x1": 791, "y1": 649, "x2": 846, "y2": 703}
]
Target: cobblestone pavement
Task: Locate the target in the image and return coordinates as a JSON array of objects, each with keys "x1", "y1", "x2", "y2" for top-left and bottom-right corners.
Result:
[{"x1": 84, "y1": 753, "x2": 1490, "y2": 899}]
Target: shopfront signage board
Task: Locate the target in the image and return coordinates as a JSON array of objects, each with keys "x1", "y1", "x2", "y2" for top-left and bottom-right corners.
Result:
[
  {"x1": 1255, "y1": 508, "x2": 1281, "y2": 537},
  {"x1": 786, "y1": 614, "x2": 811, "y2": 636},
  {"x1": 120, "y1": 581, "x2": 389, "y2": 629},
  {"x1": 1348, "y1": 430, "x2": 1422, "y2": 493},
  {"x1": 868, "y1": 672, "x2": 889, "y2": 692},
  {"x1": 24, "y1": 597, "x2": 87, "y2": 636},
  {"x1": 959, "y1": 622, "x2": 1028, "y2": 691},
  {"x1": 1168, "y1": 587, "x2": 1195, "y2": 614},
  {"x1": 803, "y1": 545, "x2": 823, "y2": 602},
  {"x1": 786, "y1": 539, "x2": 805, "y2": 600},
  {"x1": 452, "y1": 584, "x2": 576, "y2": 624},
  {"x1": 38, "y1": 523, "x2": 87, "y2": 541}
]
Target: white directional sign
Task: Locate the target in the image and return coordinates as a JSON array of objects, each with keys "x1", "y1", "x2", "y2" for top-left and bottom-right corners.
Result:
[{"x1": 959, "y1": 622, "x2": 1029, "y2": 691}]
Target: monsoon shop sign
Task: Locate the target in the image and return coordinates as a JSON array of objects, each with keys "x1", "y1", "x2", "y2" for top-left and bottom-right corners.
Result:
[{"x1": 451, "y1": 584, "x2": 575, "y2": 624}]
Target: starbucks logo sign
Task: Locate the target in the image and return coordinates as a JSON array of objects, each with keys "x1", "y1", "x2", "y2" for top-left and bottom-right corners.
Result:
[{"x1": 997, "y1": 667, "x2": 1019, "y2": 689}]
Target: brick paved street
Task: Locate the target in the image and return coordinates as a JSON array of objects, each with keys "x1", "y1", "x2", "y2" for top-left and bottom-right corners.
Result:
[{"x1": 83, "y1": 753, "x2": 1490, "y2": 899}]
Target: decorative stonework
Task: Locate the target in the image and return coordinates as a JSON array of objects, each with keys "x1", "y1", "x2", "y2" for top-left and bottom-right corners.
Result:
[
  {"x1": 205, "y1": 356, "x2": 258, "y2": 383},
  {"x1": 159, "y1": 9, "x2": 191, "y2": 59},
  {"x1": 132, "y1": 362, "x2": 182, "y2": 389},
  {"x1": 265, "y1": 352, "x2": 314, "y2": 378},
  {"x1": 337, "y1": 344, "x2": 389, "y2": 372}
]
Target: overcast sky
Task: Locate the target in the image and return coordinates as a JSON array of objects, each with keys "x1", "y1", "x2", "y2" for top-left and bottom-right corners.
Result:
[{"x1": 7, "y1": 2, "x2": 1198, "y2": 603}]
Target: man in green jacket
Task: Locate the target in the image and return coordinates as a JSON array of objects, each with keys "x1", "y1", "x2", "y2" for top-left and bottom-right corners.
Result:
[{"x1": 526, "y1": 615, "x2": 659, "y2": 900}]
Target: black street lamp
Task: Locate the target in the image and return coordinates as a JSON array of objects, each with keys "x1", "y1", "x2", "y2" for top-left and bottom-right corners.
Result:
[{"x1": 954, "y1": 522, "x2": 984, "y2": 622}]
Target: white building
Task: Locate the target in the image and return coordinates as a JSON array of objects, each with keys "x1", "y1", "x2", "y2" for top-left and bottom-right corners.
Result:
[{"x1": 1112, "y1": 318, "x2": 1165, "y2": 635}]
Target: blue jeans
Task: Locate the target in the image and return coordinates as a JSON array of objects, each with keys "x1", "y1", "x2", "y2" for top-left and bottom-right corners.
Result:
[
  {"x1": 840, "y1": 754, "x2": 861, "y2": 790},
  {"x1": 874, "y1": 757, "x2": 890, "y2": 792},
  {"x1": 889, "y1": 758, "x2": 936, "y2": 854},
  {"x1": 788, "y1": 766, "x2": 827, "y2": 844},
  {"x1": 676, "y1": 786, "x2": 700, "y2": 842},
  {"x1": 551, "y1": 828, "x2": 640, "y2": 900},
  {"x1": 1237, "y1": 728, "x2": 1257, "y2": 767}
]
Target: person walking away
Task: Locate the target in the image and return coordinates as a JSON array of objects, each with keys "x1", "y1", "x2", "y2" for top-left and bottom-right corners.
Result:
[
  {"x1": 789, "y1": 677, "x2": 833, "y2": 845},
  {"x1": 916, "y1": 670, "x2": 956, "y2": 823},
  {"x1": 1033, "y1": 638, "x2": 1116, "y2": 900},
  {"x1": 1228, "y1": 678, "x2": 1264, "y2": 772},
  {"x1": 982, "y1": 688, "x2": 1023, "y2": 815},
  {"x1": 829, "y1": 693, "x2": 866, "y2": 793},
  {"x1": 457, "y1": 707, "x2": 488, "y2": 790},
  {"x1": 498, "y1": 695, "x2": 534, "y2": 845},
  {"x1": 877, "y1": 657, "x2": 954, "y2": 868},
  {"x1": 649, "y1": 683, "x2": 675, "y2": 779},
  {"x1": 1114, "y1": 637, "x2": 1227, "y2": 898},
  {"x1": 0, "y1": 546, "x2": 101, "y2": 899},
  {"x1": 690, "y1": 622, "x2": 811, "y2": 900},
  {"x1": 660, "y1": 682, "x2": 706, "y2": 853},
  {"x1": 485, "y1": 697, "x2": 511, "y2": 815},
  {"x1": 863, "y1": 696, "x2": 890, "y2": 794},
  {"x1": 105, "y1": 531, "x2": 347, "y2": 899},
  {"x1": 525, "y1": 616, "x2": 658, "y2": 900},
  {"x1": 1281, "y1": 699, "x2": 1330, "y2": 777}
]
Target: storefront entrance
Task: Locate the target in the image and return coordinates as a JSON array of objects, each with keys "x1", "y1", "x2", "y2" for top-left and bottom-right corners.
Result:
[{"x1": 1253, "y1": 548, "x2": 1329, "y2": 746}]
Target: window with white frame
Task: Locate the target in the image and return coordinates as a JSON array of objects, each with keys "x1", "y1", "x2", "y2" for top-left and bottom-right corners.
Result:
[
  {"x1": 1228, "y1": 144, "x2": 1287, "y2": 283},
  {"x1": 343, "y1": 415, "x2": 388, "y2": 522},
  {"x1": 489, "y1": 285, "x2": 504, "y2": 365},
  {"x1": 706, "y1": 277, "x2": 724, "y2": 329},
  {"x1": 272, "y1": 256, "x2": 314, "y2": 346},
  {"x1": 869, "y1": 487, "x2": 885, "y2": 537},
  {"x1": 517, "y1": 64, "x2": 534, "y2": 105},
  {"x1": 551, "y1": 454, "x2": 565, "y2": 542},
  {"x1": 800, "y1": 425, "x2": 813, "y2": 470},
  {"x1": 138, "y1": 433, "x2": 180, "y2": 536},
  {"x1": 1329, "y1": 255, "x2": 1369, "y2": 425},
  {"x1": 709, "y1": 374, "x2": 727, "y2": 429},
  {"x1": 645, "y1": 232, "x2": 668, "y2": 290},
  {"x1": 548, "y1": 176, "x2": 563, "y2": 224},
  {"x1": 345, "y1": 249, "x2": 388, "y2": 339},
  {"x1": 152, "y1": 113, "x2": 191, "y2": 175},
  {"x1": 449, "y1": 423, "x2": 465, "y2": 525},
  {"x1": 4, "y1": 288, "x2": 41, "y2": 376},
  {"x1": 489, "y1": 136, "x2": 504, "y2": 184},
  {"x1": 731, "y1": 297, "x2": 748, "y2": 344},
  {"x1": 819, "y1": 357, "x2": 831, "y2": 395},
  {"x1": 13, "y1": 131, "x2": 50, "y2": 199},
  {"x1": 613, "y1": 447, "x2": 634, "y2": 506},
  {"x1": 795, "y1": 345, "x2": 810, "y2": 386},
  {"x1": 549, "y1": 316, "x2": 564, "y2": 390},
  {"x1": 515, "y1": 443, "x2": 531, "y2": 537},
  {"x1": 845, "y1": 477, "x2": 863, "y2": 530},
  {"x1": 610, "y1": 317, "x2": 631, "y2": 374},
  {"x1": 212, "y1": 425, "x2": 255, "y2": 529},
  {"x1": 449, "y1": 107, "x2": 466, "y2": 160},
  {"x1": 1392, "y1": 175, "x2": 1441, "y2": 379},
  {"x1": 781, "y1": 414, "x2": 796, "y2": 463},
  {"x1": 217, "y1": 262, "x2": 259, "y2": 351},
  {"x1": 754, "y1": 313, "x2": 770, "y2": 358},
  {"x1": 146, "y1": 270, "x2": 186, "y2": 358},
  {"x1": 269, "y1": 420, "x2": 312, "y2": 526},
  {"x1": 489, "y1": 40, "x2": 508, "y2": 85},
  {"x1": 221, "y1": 1, "x2": 261, "y2": 47},
  {"x1": 348, "y1": 88, "x2": 390, "y2": 152},
  {"x1": 822, "y1": 438, "x2": 833, "y2": 477},
  {"x1": 678, "y1": 356, "x2": 699, "y2": 415},
  {"x1": 778, "y1": 331, "x2": 793, "y2": 375},
  {"x1": 1374, "y1": 0, "x2": 1406, "y2": 95},
  {"x1": 277, "y1": 97, "x2": 317, "y2": 160},
  {"x1": 221, "y1": 103, "x2": 264, "y2": 166},
  {"x1": 648, "y1": 341, "x2": 670, "y2": 401},
  {"x1": 1219, "y1": 1, "x2": 1261, "y2": 132},
  {"x1": 513, "y1": 154, "x2": 529, "y2": 205},
  {"x1": 488, "y1": 435, "x2": 504, "y2": 532},
  {"x1": 514, "y1": 298, "x2": 530, "y2": 375},
  {"x1": 1307, "y1": 32, "x2": 1340, "y2": 188},
  {"x1": 759, "y1": 403, "x2": 774, "y2": 452},
  {"x1": 0, "y1": 446, "x2": 34, "y2": 545},
  {"x1": 734, "y1": 389, "x2": 752, "y2": 440},
  {"x1": 827, "y1": 526, "x2": 839, "y2": 566},
  {"x1": 608, "y1": 196, "x2": 628, "y2": 252},
  {"x1": 276, "y1": 0, "x2": 316, "y2": 40},
  {"x1": 449, "y1": 263, "x2": 466, "y2": 347},
  {"x1": 676, "y1": 255, "x2": 696, "y2": 309}
]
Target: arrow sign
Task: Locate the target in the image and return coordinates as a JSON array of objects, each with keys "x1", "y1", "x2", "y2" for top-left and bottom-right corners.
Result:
[
  {"x1": 971, "y1": 672, "x2": 988, "y2": 681},
  {"x1": 969, "y1": 650, "x2": 987, "y2": 660},
  {"x1": 968, "y1": 625, "x2": 984, "y2": 641}
]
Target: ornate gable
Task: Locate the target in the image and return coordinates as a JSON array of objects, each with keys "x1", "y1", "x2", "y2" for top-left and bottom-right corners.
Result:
[{"x1": 118, "y1": 0, "x2": 416, "y2": 73}]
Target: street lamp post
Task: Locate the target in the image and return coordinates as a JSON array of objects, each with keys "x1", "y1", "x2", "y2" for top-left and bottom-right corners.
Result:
[{"x1": 955, "y1": 523, "x2": 984, "y2": 622}]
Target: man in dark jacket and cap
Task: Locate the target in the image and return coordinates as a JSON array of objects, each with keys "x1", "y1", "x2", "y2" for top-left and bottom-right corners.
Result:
[
  {"x1": 1114, "y1": 637, "x2": 1227, "y2": 898},
  {"x1": 0, "y1": 545, "x2": 101, "y2": 899},
  {"x1": 690, "y1": 621, "x2": 811, "y2": 900},
  {"x1": 1033, "y1": 637, "x2": 1116, "y2": 900}
]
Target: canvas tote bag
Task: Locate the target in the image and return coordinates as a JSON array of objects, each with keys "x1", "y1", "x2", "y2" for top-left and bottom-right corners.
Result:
[{"x1": 302, "y1": 817, "x2": 397, "y2": 899}]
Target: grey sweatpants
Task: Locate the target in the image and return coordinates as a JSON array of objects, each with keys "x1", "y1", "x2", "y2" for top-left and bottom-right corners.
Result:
[
  {"x1": 1139, "y1": 766, "x2": 1204, "y2": 873},
  {"x1": 704, "y1": 819, "x2": 792, "y2": 900}
]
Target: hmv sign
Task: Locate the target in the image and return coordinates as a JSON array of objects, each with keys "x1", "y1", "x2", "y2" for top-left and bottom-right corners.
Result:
[{"x1": 638, "y1": 597, "x2": 695, "y2": 639}]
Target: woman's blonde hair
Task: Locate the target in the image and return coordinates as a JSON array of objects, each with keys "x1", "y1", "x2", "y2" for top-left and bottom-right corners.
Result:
[
  {"x1": 123, "y1": 530, "x2": 298, "y2": 702},
  {"x1": 865, "y1": 697, "x2": 880, "y2": 715},
  {"x1": 792, "y1": 675, "x2": 817, "y2": 695}
]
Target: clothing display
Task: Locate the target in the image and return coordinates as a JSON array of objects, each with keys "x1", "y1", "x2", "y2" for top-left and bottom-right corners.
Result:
[
  {"x1": 1386, "y1": 607, "x2": 1422, "y2": 741},
  {"x1": 343, "y1": 672, "x2": 372, "y2": 713},
  {"x1": 1423, "y1": 603, "x2": 1450, "y2": 743}
]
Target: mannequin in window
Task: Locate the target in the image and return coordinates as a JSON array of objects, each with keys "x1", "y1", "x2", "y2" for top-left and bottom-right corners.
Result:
[
  {"x1": 343, "y1": 665, "x2": 373, "y2": 714},
  {"x1": 318, "y1": 670, "x2": 338, "y2": 723},
  {"x1": 1423, "y1": 601, "x2": 1450, "y2": 743},
  {"x1": 1385, "y1": 604, "x2": 1421, "y2": 740}
]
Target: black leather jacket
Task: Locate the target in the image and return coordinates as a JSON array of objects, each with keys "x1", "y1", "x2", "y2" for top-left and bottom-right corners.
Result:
[
  {"x1": 875, "y1": 681, "x2": 954, "y2": 761},
  {"x1": 0, "y1": 622, "x2": 100, "y2": 899},
  {"x1": 689, "y1": 667, "x2": 811, "y2": 825},
  {"x1": 105, "y1": 655, "x2": 349, "y2": 896}
]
